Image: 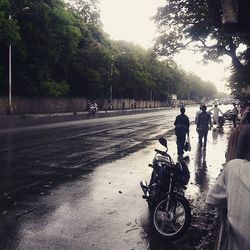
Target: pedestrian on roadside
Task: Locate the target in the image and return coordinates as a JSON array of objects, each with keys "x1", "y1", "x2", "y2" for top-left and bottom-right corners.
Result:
[
  {"x1": 206, "y1": 118, "x2": 250, "y2": 250},
  {"x1": 208, "y1": 104, "x2": 223, "y2": 125},
  {"x1": 93, "y1": 101, "x2": 98, "y2": 112},
  {"x1": 224, "y1": 109, "x2": 250, "y2": 163},
  {"x1": 236, "y1": 111, "x2": 250, "y2": 161},
  {"x1": 195, "y1": 105, "x2": 203, "y2": 125},
  {"x1": 240, "y1": 101, "x2": 250, "y2": 124},
  {"x1": 196, "y1": 105, "x2": 213, "y2": 148},
  {"x1": 231, "y1": 103, "x2": 238, "y2": 127},
  {"x1": 87, "y1": 100, "x2": 91, "y2": 111},
  {"x1": 174, "y1": 107, "x2": 190, "y2": 160},
  {"x1": 225, "y1": 125, "x2": 243, "y2": 162}
]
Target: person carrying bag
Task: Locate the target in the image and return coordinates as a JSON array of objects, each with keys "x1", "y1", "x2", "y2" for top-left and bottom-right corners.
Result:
[
  {"x1": 184, "y1": 134, "x2": 191, "y2": 152},
  {"x1": 174, "y1": 107, "x2": 190, "y2": 160}
]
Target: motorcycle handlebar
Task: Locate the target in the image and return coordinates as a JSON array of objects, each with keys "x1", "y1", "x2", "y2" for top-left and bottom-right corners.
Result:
[{"x1": 155, "y1": 149, "x2": 166, "y2": 156}]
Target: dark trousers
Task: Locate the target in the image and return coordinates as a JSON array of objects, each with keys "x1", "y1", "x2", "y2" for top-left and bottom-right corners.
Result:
[
  {"x1": 176, "y1": 134, "x2": 186, "y2": 156},
  {"x1": 232, "y1": 114, "x2": 237, "y2": 127},
  {"x1": 198, "y1": 129, "x2": 208, "y2": 147}
]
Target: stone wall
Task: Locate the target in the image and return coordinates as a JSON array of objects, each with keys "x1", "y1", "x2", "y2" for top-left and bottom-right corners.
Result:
[{"x1": 0, "y1": 96, "x2": 173, "y2": 114}]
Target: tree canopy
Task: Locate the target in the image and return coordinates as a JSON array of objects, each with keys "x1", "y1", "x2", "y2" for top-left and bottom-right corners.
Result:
[
  {"x1": 153, "y1": 0, "x2": 250, "y2": 98},
  {"x1": 0, "y1": 0, "x2": 217, "y2": 102}
]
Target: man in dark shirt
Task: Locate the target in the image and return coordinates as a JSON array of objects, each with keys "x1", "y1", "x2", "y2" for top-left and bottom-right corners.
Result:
[
  {"x1": 197, "y1": 105, "x2": 212, "y2": 148},
  {"x1": 174, "y1": 107, "x2": 190, "y2": 160}
]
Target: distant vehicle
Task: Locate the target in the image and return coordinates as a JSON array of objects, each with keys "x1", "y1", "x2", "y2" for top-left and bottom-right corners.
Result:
[
  {"x1": 88, "y1": 102, "x2": 98, "y2": 114},
  {"x1": 218, "y1": 116, "x2": 225, "y2": 128}
]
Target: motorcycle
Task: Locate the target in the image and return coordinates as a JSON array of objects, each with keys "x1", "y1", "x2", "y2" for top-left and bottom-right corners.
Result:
[
  {"x1": 223, "y1": 109, "x2": 236, "y2": 121},
  {"x1": 89, "y1": 102, "x2": 98, "y2": 114},
  {"x1": 208, "y1": 111, "x2": 224, "y2": 129},
  {"x1": 140, "y1": 137, "x2": 191, "y2": 240},
  {"x1": 218, "y1": 116, "x2": 225, "y2": 128}
]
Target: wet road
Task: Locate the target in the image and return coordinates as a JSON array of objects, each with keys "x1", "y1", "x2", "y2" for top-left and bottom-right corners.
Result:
[{"x1": 0, "y1": 106, "x2": 233, "y2": 249}]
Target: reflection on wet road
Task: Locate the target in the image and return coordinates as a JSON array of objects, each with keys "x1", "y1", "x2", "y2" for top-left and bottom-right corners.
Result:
[
  {"x1": 0, "y1": 106, "x2": 233, "y2": 249},
  {"x1": 0, "y1": 111, "x2": 176, "y2": 200},
  {"x1": 194, "y1": 146, "x2": 208, "y2": 193}
]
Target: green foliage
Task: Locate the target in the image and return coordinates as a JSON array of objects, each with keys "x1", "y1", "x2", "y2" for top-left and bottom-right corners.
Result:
[
  {"x1": 41, "y1": 79, "x2": 69, "y2": 97},
  {"x1": 153, "y1": 0, "x2": 250, "y2": 94},
  {"x1": 0, "y1": 0, "x2": 20, "y2": 45},
  {"x1": 66, "y1": 0, "x2": 101, "y2": 26},
  {"x1": 0, "y1": 0, "x2": 218, "y2": 102}
]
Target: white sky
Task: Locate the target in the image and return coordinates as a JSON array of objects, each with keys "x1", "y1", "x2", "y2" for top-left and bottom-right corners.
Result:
[{"x1": 99, "y1": 0, "x2": 231, "y2": 93}]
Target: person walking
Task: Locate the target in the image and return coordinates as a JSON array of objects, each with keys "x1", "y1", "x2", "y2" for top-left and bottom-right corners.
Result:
[
  {"x1": 231, "y1": 103, "x2": 238, "y2": 127},
  {"x1": 225, "y1": 109, "x2": 250, "y2": 162},
  {"x1": 195, "y1": 105, "x2": 203, "y2": 125},
  {"x1": 174, "y1": 107, "x2": 190, "y2": 160},
  {"x1": 208, "y1": 104, "x2": 223, "y2": 125},
  {"x1": 196, "y1": 105, "x2": 212, "y2": 148}
]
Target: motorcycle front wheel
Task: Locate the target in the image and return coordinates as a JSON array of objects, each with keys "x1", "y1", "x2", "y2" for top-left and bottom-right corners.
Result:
[{"x1": 152, "y1": 194, "x2": 191, "y2": 241}]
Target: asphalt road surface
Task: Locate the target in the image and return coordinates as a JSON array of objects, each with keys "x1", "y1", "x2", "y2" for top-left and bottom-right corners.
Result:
[{"x1": 0, "y1": 106, "x2": 233, "y2": 249}]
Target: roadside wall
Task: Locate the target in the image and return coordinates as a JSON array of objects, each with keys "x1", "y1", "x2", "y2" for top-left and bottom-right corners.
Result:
[{"x1": 0, "y1": 96, "x2": 177, "y2": 114}]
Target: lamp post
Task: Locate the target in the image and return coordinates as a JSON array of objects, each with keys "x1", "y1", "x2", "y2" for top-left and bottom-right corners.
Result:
[
  {"x1": 7, "y1": 7, "x2": 30, "y2": 115},
  {"x1": 109, "y1": 52, "x2": 125, "y2": 109}
]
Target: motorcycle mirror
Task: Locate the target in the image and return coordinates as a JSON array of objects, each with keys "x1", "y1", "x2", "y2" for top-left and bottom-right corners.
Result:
[{"x1": 159, "y1": 137, "x2": 167, "y2": 148}]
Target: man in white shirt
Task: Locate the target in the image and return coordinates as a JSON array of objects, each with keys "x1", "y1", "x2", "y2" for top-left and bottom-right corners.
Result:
[
  {"x1": 208, "y1": 104, "x2": 223, "y2": 125},
  {"x1": 206, "y1": 119, "x2": 250, "y2": 249}
]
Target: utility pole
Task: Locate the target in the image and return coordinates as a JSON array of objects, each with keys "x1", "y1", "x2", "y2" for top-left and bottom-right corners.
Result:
[{"x1": 7, "y1": 7, "x2": 30, "y2": 115}]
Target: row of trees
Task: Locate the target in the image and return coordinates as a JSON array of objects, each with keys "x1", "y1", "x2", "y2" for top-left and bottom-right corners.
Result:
[
  {"x1": 153, "y1": 0, "x2": 250, "y2": 101},
  {"x1": 0, "y1": 0, "x2": 217, "y2": 102}
]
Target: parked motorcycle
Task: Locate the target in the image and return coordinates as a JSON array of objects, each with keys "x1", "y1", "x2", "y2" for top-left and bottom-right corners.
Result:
[
  {"x1": 223, "y1": 109, "x2": 236, "y2": 121},
  {"x1": 140, "y1": 137, "x2": 191, "y2": 240}
]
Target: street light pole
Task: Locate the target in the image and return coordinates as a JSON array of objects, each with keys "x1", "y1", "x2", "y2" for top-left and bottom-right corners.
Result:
[
  {"x1": 109, "y1": 80, "x2": 113, "y2": 107},
  {"x1": 7, "y1": 14, "x2": 13, "y2": 115},
  {"x1": 109, "y1": 52, "x2": 125, "y2": 109},
  {"x1": 7, "y1": 7, "x2": 30, "y2": 115}
]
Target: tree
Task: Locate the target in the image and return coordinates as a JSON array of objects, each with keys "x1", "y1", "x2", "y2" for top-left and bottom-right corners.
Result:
[
  {"x1": 0, "y1": 0, "x2": 82, "y2": 96},
  {"x1": 153, "y1": 0, "x2": 250, "y2": 94},
  {"x1": 0, "y1": 0, "x2": 20, "y2": 45},
  {"x1": 0, "y1": 0, "x2": 218, "y2": 102},
  {"x1": 66, "y1": 0, "x2": 101, "y2": 27}
]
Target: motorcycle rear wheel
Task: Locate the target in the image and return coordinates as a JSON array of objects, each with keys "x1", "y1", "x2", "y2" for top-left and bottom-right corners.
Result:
[{"x1": 152, "y1": 194, "x2": 191, "y2": 241}]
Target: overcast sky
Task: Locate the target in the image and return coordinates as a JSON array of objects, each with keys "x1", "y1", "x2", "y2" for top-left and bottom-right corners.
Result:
[{"x1": 97, "y1": 0, "x2": 231, "y2": 93}]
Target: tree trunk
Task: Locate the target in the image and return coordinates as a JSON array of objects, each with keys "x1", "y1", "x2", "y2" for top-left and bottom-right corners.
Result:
[{"x1": 228, "y1": 39, "x2": 243, "y2": 70}]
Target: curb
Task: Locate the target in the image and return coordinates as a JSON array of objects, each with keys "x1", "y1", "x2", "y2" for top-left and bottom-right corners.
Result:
[{"x1": 0, "y1": 107, "x2": 169, "y2": 120}]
